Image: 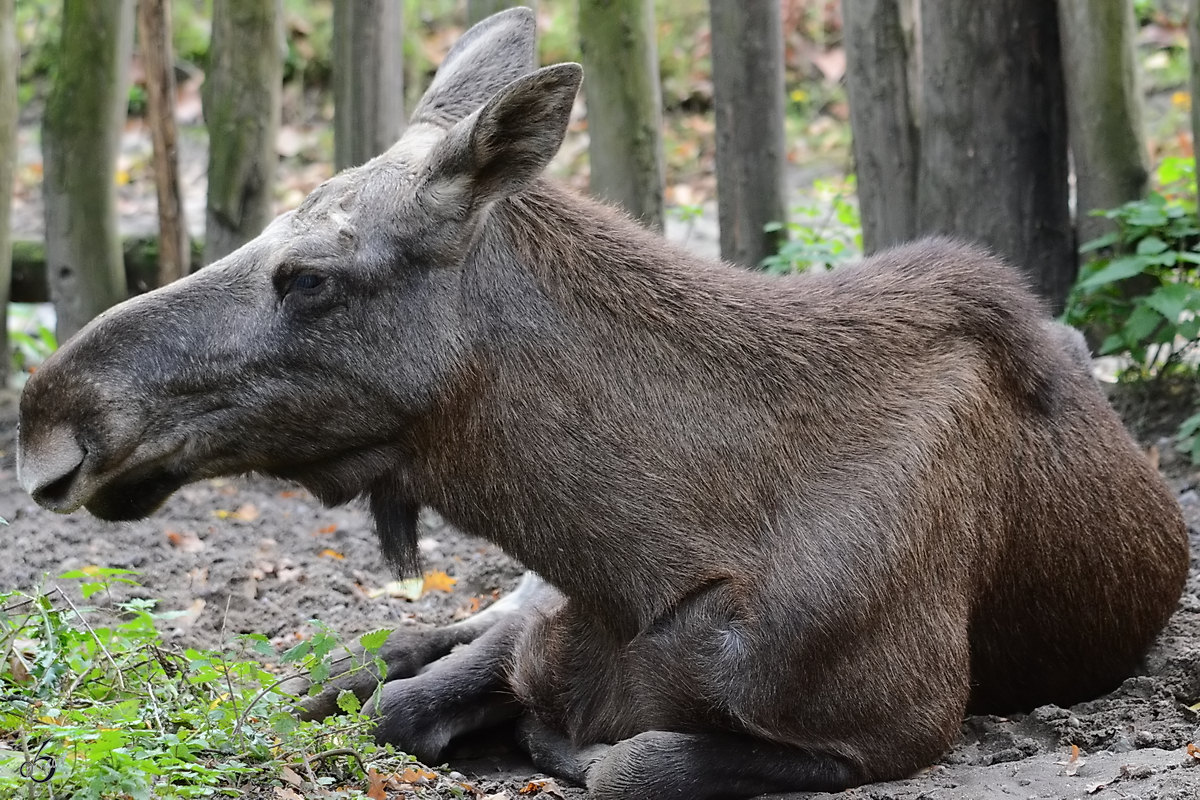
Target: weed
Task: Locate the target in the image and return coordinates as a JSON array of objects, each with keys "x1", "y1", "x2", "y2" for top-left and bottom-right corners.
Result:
[
  {"x1": 0, "y1": 570, "x2": 453, "y2": 798},
  {"x1": 760, "y1": 176, "x2": 862, "y2": 275}
]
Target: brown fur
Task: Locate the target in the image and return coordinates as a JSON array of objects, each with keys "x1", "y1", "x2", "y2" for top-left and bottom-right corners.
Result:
[{"x1": 15, "y1": 9, "x2": 1187, "y2": 796}]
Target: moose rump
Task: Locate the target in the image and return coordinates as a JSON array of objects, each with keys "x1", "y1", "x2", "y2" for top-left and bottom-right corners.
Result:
[{"x1": 15, "y1": 8, "x2": 1188, "y2": 799}]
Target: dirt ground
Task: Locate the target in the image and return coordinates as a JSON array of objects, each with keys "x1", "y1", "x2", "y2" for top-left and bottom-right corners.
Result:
[{"x1": 4, "y1": 388, "x2": 1200, "y2": 800}]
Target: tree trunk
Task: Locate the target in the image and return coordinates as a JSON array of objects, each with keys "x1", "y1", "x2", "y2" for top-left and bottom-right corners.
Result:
[
  {"x1": 917, "y1": 0, "x2": 1074, "y2": 312},
  {"x1": 333, "y1": 0, "x2": 404, "y2": 172},
  {"x1": 42, "y1": 0, "x2": 135, "y2": 341},
  {"x1": 1189, "y1": 0, "x2": 1200, "y2": 177},
  {"x1": 138, "y1": 0, "x2": 190, "y2": 285},
  {"x1": 579, "y1": 0, "x2": 665, "y2": 230},
  {"x1": 1058, "y1": 0, "x2": 1148, "y2": 247},
  {"x1": 709, "y1": 0, "x2": 788, "y2": 268},
  {"x1": 203, "y1": 0, "x2": 283, "y2": 265},
  {"x1": 0, "y1": 0, "x2": 16, "y2": 382},
  {"x1": 843, "y1": 0, "x2": 919, "y2": 253},
  {"x1": 467, "y1": 0, "x2": 538, "y2": 27}
]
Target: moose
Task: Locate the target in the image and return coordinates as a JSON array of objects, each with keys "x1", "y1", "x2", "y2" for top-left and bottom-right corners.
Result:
[{"x1": 16, "y1": 9, "x2": 1188, "y2": 798}]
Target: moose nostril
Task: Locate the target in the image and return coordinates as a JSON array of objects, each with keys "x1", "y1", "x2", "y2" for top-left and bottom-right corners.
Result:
[
  {"x1": 18, "y1": 425, "x2": 88, "y2": 510},
  {"x1": 34, "y1": 459, "x2": 85, "y2": 506}
]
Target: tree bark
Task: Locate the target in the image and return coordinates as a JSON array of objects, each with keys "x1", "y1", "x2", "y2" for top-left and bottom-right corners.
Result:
[
  {"x1": 0, "y1": 0, "x2": 16, "y2": 382},
  {"x1": 843, "y1": 0, "x2": 919, "y2": 253},
  {"x1": 709, "y1": 0, "x2": 788, "y2": 268},
  {"x1": 579, "y1": 0, "x2": 665, "y2": 230},
  {"x1": 1189, "y1": 0, "x2": 1200, "y2": 178},
  {"x1": 138, "y1": 0, "x2": 190, "y2": 285},
  {"x1": 333, "y1": 0, "x2": 404, "y2": 172},
  {"x1": 9, "y1": 236, "x2": 203, "y2": 303},
  {"x1": 203, "y1": 0, "x2": 283, "y2": 265},
  {"x1": 917, "y1": 0, "x2": 1074, "y2": 312},
  {"x1": 1058, "y1": 0, "x2": 1148, "y2": 247},
  {"x1": 467, "y1": 0, "x2": 538, "y2": 27},
  {"x1": 42, "y1": 0, "x2": 135, "y2": 341}
]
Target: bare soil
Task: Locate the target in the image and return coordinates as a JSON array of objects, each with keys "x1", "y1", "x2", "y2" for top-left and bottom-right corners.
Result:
[{"x1": 3, "y1": 385, "x2": 1200, "y2": 799}]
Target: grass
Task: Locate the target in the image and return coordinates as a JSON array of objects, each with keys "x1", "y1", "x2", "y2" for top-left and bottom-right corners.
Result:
[{"x1": 0, "y1": 569, "x2": 468, "y2": 799}]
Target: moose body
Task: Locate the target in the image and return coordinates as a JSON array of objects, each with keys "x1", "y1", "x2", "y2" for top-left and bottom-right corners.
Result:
[{"x1": 16, "y1": 10, "x2": 1188, "y2": 797}]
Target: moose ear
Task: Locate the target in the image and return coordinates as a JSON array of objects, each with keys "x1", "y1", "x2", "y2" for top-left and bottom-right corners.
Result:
[
  {"x1": 411, "y1": 7, "x2": 538, "y2": 128},
  {"x1": 421, "y1": 63, "x2": 583, "y2": 210}
]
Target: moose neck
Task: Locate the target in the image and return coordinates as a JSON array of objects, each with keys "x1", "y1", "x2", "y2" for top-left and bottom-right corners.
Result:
[{"x1": 414, "y1": 182, "x2": 847, "y2": 631}]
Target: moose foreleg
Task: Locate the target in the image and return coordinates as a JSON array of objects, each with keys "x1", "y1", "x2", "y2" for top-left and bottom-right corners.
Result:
[{"x1": 286, "y1": 572, "x2": 547, "y2": 721}]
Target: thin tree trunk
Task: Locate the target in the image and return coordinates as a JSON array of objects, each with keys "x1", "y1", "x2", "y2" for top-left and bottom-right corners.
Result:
[
  {"x1": 1188, "y1": 0, "x2": 1200, "y2": 177},
  {"x1": 1058, "y1": 0, "x2": 1148, "y2": 247},
  {"x1": 333, "y1": 0, "x2": 404, "y2": 171},
  {"x1": 843, "y1": 0, "x2": 919, "y2": 253},
  {"x1": 917, "y1": 0, "x2": 1074, "y2": 312},
  {"x1": 709, "y1": 0, "x2": 788, "y2": 268},
  {"x1": 0, "y1": 0, "x2": 16, "y2": 382},
  {"x1": 467, "y1": 0, "x2": 538, "y2": 27},
  {"x1": 579, "y1": 0, "x2": 665, "y2": 230},
  {"x1": 138, "y1": 0, "x2": 190, "y2": 284},
  {"x1": 42, "y1": 0, "x2": 135, "y2": 341},
  {"x1": 203, "y1": 0, "x2": 283, "y2": 265}
]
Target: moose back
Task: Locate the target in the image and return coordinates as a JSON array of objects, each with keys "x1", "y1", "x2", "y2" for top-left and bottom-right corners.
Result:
[{"x1": 16, "y1": 9, "x2": 1187, "y2": 798}]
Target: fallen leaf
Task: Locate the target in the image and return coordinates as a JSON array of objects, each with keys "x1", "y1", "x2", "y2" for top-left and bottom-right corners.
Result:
[
  {"x1": 279, "y1": 490, "x2": 303, "y2": 499},
  {"x1": 520, "y1": 777, "x2": 566, "y2": 797},
  {"x1": 453, "y1": 596, "x2": 483, "y2": 620},
  {"x1": 314, "y1": 524, "x2": 338, "y2": 535},
  {"x1": 1056, "y1": 743, "x2": 1084, "y2": 776},
  {"x1": 1188, "y1": 742, "x2": 1200, "y2": 760},
  {"x1": 422, "y1": 570, "x2": 458, "y2": 593},
  {"x1": 319, "y1": 549, "x2": 345, "y2": 560},
  {"x1": 166, "y1": 529, "x2": 205, "y2": 553},
  {"x1": 274, "y1": 789, "x2": 303, "y2": 800},
  {"x1": 213, "y1": 503, "x2": 259, "y2": 521},
  {"x1": 279, "y1": 766, "x2": 304, "y2": 788},
  {"x1": 170, "y1": 598, "x2": 206, "y2": 632},
  {"x1": 1086, "y1": 779, "x2": 1111, "y2": 794},
  {"x1": 399, "y1": 766, "x2": 437, "y2": 783},
  {"x1": 369, "y1": 578, "x2": 426, "y2": 601},
  {"x1": 366, "y1": 767, "x2": 389, "y2": 800}
]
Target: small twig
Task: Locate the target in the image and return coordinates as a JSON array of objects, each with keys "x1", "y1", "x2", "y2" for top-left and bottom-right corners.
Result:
[
  {"x1": 232, "y1": 670, "x2": 308, "y2": 739},
  {"x1": 299, "y1": 751, "x2": 320, "y2": 792},
  {"x1": 56, "y1": 592, "x2": 126, "y2": 692},
  {"x1": 287, "y1": 747, "x2": 368, "y2": 777}
]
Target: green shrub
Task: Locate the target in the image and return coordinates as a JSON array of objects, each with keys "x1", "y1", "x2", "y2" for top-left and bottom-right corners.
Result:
[{"x1": 760, "y1": 176, "x2": 862, "y2": 275}]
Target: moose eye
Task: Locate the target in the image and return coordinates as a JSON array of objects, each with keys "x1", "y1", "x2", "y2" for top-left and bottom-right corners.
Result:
[{"x1": 290, "y1": 273, "x2": 325, "y2": 292}]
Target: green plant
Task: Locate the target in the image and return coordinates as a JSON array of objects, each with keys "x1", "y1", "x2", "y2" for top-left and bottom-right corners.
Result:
[
  {"x1": 0, "y1": 570, "x2": 454, "y2": 798},
  {"x1": 1063, "y1": 157, "x2": 1200, "y2": 380},
  {"x1": 8, "y1": 304, "x2": 58, "y2": 383},
  {"x1": 760, "y1": 176, "x2": 862, "y2": 275}
]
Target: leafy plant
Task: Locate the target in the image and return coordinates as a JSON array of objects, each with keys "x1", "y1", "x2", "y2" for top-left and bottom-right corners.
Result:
[
  {"x1": 8, "y1": 303, "x2": 57, "y2": 385},
  {"x1": 760, "y1": 176, "x2": 862, "y2": 275},
  {"x1": 1062, "y1": 157, "x2": 1200, "y2": 380},
  {"x1": 0, "y1": 570, "x2": 456, "y2": 798}
]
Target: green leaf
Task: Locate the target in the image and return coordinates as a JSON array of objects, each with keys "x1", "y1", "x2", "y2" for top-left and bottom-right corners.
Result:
[
  {"x1": 309, "y1": 659, "x2": 331, "y2": 685},
  {"x1": 1099, "y1": 333, "x2": 1126, "y2": 355},
  {"x1": 1079, "y1": 231, "x2": 1119, "y2": 253},
  {"x1": 1076, "y1": 256, "x2": 1150, "y2": 290},
  {"x1": 1121, "y1": 303, "x2": 1163, "y2": 345},
  {"x1": 1179, "y1": 318, "x2": 1200, "y2": 340},
  {"x1": 1136, "y1": 235, "x2": 1168, "y2": 255},
  {"x1": 336, "y1": 689, "x2": 362, "y2": 714},
  {"x1": 359, "y1": 628, "x2": 392, "y2": 653},
  {"x1": 1177, "y1": 412, "x2": 1200, "y2": 438},
  {"x1": 1143, "y1": 282, "x2": 1193, "y2": 322}
]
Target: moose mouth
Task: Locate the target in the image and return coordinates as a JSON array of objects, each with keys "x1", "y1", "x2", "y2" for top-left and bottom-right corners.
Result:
[{"x1": 83, "y1": 467, "x2": 191, "y2": 521}]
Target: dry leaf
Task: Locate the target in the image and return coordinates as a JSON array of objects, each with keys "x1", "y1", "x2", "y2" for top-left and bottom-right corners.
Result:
[
  {"x1": 519, "y1": 777, "x2": 566, "y2": 797},
  {"x1": 315, "y1": 524, "x2": 338, "y2": 535},
  {"x1": 213, "y1": 503, "x2": 259, "y2": 521},
  {"x1": 1056, "y1": 743, "x2": 1084, "y2": 776},
  {"x1": 166, "y1": 529, "x2": 205, "y2": 553},
  {"x1": 1187, "y1": 742, "x2": 1200, "y2": 760},
  {"x1": 453, "y1": 597, "x2": 483, "y2": 620},
  {"x1": 279, "y1": 766, "x2": 303, "y2": 788},
  {"x1": 399, "y1": 766, "x2": 437, "y2": 783},
  {"x1": 1086, "y1": 780, "x2": 1111, "y2": 794},
  {"x1": 369, "y1": 578, "x2": 425, "y2": 601},
  {"x1": 422, "y1": 570, "x2": 458, "y2": 593},
  {"x1": 366, "y1": 767, "x2": 389, "y2": 800},
  {"x1": 274, "y1": 788, "x2": 303, "y2": 800},
  {"x1": 319, "y1": 549, "x2": 345, "y2": 560},
  {"x1": 170, "y1": 598, "x2": 206, "y2": 632},
  {"x1": 279, "y1": 490, "x2": 303, "y2": 499}
]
